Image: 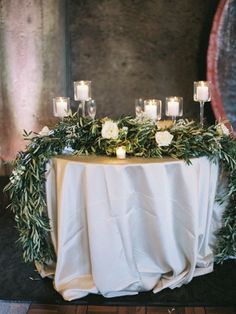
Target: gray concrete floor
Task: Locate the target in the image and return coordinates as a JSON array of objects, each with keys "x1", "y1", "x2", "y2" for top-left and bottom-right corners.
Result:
[{"x1": 0, "y1": 302, "x2": 30, "y2": 314}]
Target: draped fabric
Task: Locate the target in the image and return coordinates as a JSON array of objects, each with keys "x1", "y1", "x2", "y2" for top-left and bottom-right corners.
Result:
[{"x1": 41, "y1": 156, "x2": 223, "y2": 301}]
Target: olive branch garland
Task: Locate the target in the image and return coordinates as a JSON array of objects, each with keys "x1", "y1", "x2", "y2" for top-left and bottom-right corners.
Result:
[{"x1": 4, "y1": 115, "x2": 236, "y2": 264}]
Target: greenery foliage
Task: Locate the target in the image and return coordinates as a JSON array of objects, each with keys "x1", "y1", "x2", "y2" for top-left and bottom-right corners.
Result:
[{"x1": 4, "y1": 115, "x2": 236, "y2": 264}]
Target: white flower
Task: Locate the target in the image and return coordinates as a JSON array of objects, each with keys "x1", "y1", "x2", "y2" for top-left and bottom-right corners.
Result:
[
  {"x1": 155, "y1": 131, "x2": 173, "y2": 147},
  {"x1": 62, "y1": 146, "x2": 74, "y2": 154},
  {"x1": 122, "y1": 126, "x2": 128, "y2": 132},
  {"x1": 101, "y1": 120, "x2": 119, "y2": 139},
  {"x1": 10, "y1": 177, "x2": 16, "y2": 184},
  {"x1": 10, "y1": 165, "x2": 26, "y2": 184},
  {"x1": 216, "y1": 123, "x2": 230, "y2": 136},
  {"x1": 38, "y1": 126, "x2": 50, "y2": 137}
]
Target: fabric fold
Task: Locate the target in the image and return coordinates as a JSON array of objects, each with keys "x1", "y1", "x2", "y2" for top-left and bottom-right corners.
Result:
[{"x1": 41, "y1": 155, "x2": 222, "y2": 301}]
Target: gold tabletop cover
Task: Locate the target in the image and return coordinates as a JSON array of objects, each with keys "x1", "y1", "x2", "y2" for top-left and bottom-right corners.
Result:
[{"x1": 53, "y1": 154, "x2": 179, "y2": 165}]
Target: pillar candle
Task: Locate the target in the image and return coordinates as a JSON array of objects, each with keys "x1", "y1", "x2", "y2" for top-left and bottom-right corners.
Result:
[
  {"x1": 167, "y1": 100, "x2": 179, "y2": 116},
  {"x1": 54, "y1": 99, "x2": 68, "y2": 117},
  {"x1": 196, "y1": 86, "x2": 209, "y2": 102},
  {"x1": 144, "y1": 102, "x2": 157, "y2": 120},
  {"x1": 76, "y1": 84, "x2": 89, "y2": 101}
]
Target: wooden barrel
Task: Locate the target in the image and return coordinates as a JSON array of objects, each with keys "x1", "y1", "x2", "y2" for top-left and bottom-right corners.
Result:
[{"x1": 207, "y1": 0, "x2": 236, "y2": 131}]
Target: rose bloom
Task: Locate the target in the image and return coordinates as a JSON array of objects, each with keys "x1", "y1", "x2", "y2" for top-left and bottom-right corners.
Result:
[
  {"x1": 216, "y1": 123, "x2": 230, "y2": 136},
  {"x1": 155, "y1": 131, "x2": 173, "y2": 147},
  {"x1": 38, "y1": 126, "x2": 50, "y2": 137},
  {"x1": 101, "y1": 120, "x2": 119, "y2": 139}
]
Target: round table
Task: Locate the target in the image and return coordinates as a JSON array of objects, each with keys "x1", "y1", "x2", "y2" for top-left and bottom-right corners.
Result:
[{"x1": 41, "y1": 155, "x2": 223, "y2": 301}]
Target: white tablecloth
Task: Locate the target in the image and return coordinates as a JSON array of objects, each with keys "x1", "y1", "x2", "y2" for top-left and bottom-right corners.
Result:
[{"x1": 41, "y1": 155, "x2": 224, "y2": 301}]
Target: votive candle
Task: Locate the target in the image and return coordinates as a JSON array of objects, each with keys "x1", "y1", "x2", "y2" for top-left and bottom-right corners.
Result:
[
  {"x1": 74, "y1": 81, "x2": 91, "y2": 101},
  {"x1": 165, "y1": 96, "x2": 183, "y2": 119},
  {"x1": 116, "y1": 147, "x2": 126, "y2": 159},
  {"x1": 77, "y1": 83, "x2": 89, "y2": 101},
  {"x1": 196, "y1": 86, "x2": 209, "y2": 102},
  {"x1": 144, "y1": 99, "x2": 162, "y2": 120},
  {"x1": 53, "y1": 97, "x2": 70, "y2": 117},
  {"x1": 194, "y1": 81, "x2": 211, "y2": 102},
  {"x1": 167, "y1": 100, "x2": 179, "y2": 116}
]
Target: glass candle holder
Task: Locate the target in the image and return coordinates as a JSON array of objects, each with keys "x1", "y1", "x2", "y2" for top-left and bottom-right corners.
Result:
[
  {"x1": 86, "y1": 99, "x2": 97, "y2": 119},
  {"x1": 165, "y1": 96, "x2": 183, "y2": 121},
  {"x1": 135, "y1": 98, "x2": 144, "y2": 118},
  {"x1": 116, "y1": 147, "x2": 126, "y2": 159},
  {"x1": 74, "y1": 81, "x2": 91, "y2": 101},
  {"x1": 74, "y1": 81, "x2": 91, "y2": 117},
  {"x1": 144, "y1": 99, "x2": 162, "y2": 121},
  {"x1": 53, "y1": 97, "x2": 70, "y2": 118},
  {"x1": 193, "y1": 81, "x2": 211, "y2": 127}
]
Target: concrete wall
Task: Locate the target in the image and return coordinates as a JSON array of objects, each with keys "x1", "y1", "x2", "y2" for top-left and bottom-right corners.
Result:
[
  {"x1": 0, "y1": 0, "x2": 66, "y2": 169},
  {"x1": 0, "y1": 0, "x2": 220, "y2": 171},
  {"x1": 67, "y1": 0, "x2": 219, "y2": 120}
]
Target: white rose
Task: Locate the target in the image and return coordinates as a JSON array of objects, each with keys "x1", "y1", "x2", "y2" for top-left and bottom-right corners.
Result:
[
  {"x1": 101, "y1": 120, "x2": 119, "y2": 139},
  {"x1": 155, "y1": 131, "x2": 173, "y2": 147},
  {"x1": 38, "y1": 126, "x2": 50, "y2": 137},
  {"x1": 216, "y1": 123, "x2": 230, "y2": 136}
]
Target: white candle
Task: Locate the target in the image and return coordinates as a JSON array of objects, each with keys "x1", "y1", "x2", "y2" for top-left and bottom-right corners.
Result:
[
  {"x1": 77, "y1": 84, "x2": 89, "y2": 101},
  {"x1": 196, "y1": 86, "x2": 209, "y2": 102},
  {"x1": 167, "y1": 100, "x2": 179, "y2": 116},
  {"x1": 144, "y1": 102, "x2": 157, "y2": 120},
  {"x1": 116, "y1": 147, "x2": 126, "y2": 159},
  {"x1": 54, "y1": 99, "x2": 68, "y2": 117}
]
